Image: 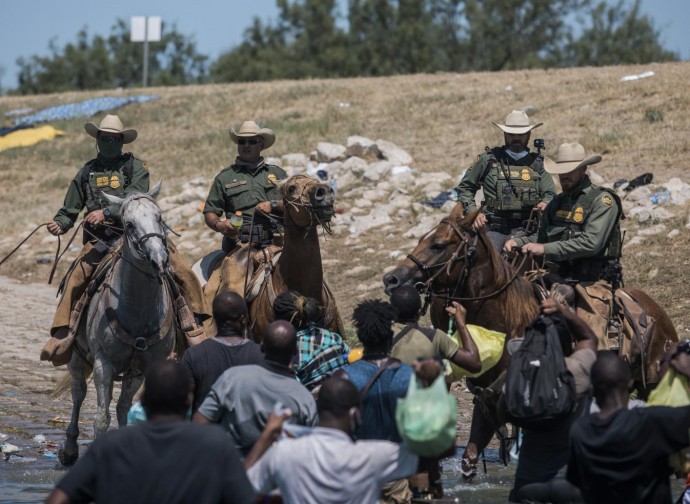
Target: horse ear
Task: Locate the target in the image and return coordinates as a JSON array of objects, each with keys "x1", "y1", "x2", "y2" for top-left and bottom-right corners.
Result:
[
  {"x1": 102, "y1": 192, "x2": 124, "y2": 208},
  {"x1": 148, "y1": 179, "x2": 163, "y2": 199},
  {"x1": 450, "y1": 202, "x2": 465, "y2": 221},
  {"x1": 460, "y1": 209, "x2": 481, "y2": 230}
]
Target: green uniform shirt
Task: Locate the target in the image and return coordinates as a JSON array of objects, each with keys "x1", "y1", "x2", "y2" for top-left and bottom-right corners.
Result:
[
  {"x1": 390, "y1": 322, "x2": 460, "y2": 365},
  {"x1": 203, "y1": 162, "x2": 287, "y2": 227},
  {"x1": 53, "y1": 153, "x2": 150, "y2": 232},
  {"x1": 514, "y1": 176, "x2": 619, "y2": 263},
  {"x1": 456, "y1": 147, "x2": 556, "y2": 220}
]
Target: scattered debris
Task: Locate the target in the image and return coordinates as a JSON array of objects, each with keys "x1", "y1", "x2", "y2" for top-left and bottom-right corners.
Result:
[{"x1": 619, "y1": 71, "x2": 655, "y2": 82}]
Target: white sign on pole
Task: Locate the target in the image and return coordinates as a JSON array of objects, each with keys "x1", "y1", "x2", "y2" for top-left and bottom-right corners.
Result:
[
  {"x1": 131, "y1": 16, "x2": 162, "y2": 42},
  {"x1": 147, "y1": 17, "x2": 162, "y2": 42},
  {"x1": 131, "y1": 16, "x2": 146, "y2": 42}
]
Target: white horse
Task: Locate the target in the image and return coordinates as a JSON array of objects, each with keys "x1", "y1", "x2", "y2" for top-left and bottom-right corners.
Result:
[{"x1": 59, "y1": 181, "x2": 178, "y2": 466}]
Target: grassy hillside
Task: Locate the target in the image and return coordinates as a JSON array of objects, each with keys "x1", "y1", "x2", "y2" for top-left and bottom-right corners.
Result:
[{"x1": 1, "y1": 61, "x2": 689, "y2": 336}]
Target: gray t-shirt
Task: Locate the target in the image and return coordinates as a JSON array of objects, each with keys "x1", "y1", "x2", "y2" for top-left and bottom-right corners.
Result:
[{"x1": 197, "y1": 360, "x2": 317, "y2": 455}]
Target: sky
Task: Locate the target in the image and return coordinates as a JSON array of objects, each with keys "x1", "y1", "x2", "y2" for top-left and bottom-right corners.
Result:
[{"x1": 0, "y1": 0, "x2": 688, "y2": 92}]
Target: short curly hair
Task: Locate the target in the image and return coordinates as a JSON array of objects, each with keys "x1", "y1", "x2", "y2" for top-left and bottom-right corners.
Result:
[{"x1": 352, "y1": 299, "x2": 396, "y2": 349}]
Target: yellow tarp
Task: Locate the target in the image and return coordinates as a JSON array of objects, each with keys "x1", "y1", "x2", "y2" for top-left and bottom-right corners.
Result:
[{"x1": 0, "y1": 126, "x2": 65, "y2": 152}]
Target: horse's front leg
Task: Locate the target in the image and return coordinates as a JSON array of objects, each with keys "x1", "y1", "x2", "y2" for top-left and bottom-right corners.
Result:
[
  {"x1": 92, "y1": 355, "x2": 115, "y2": 438},
  {"x1": 58, "y1": 355, "x2": 89, "y2": 466},
  {"x1": 116, "y1": 373, "x2": 144, "y2": 427},
  {"x1": 461, "y1": 401, "x2": 499, "y2": 480}
]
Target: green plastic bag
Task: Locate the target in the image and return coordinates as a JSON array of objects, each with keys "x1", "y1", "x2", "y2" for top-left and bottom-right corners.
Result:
[
  {"x1": 395, "y1": 375, "x2": 457, "y2": 457},
  {"x1": 450, "y1": 324, "x2": 506, "y2": 379},
  {"x1": 646, "y1": 369, "x2": 690, "y2": 473}
]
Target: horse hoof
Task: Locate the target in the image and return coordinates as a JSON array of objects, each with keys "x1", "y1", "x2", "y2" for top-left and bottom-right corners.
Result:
[
  {"x1": 58, "y1": 443, "x2": 78, "y2": 466},
  {"x1": 460, "y1": 457, "x2": 477, "y2": 480}
]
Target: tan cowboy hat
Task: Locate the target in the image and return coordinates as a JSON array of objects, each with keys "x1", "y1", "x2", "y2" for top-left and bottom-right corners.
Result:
[
  {"x1": 492, "y1": 110, "x2": 543, "y2": 135},
  {"x1": 229, "y1": 121, "x2": 275, "y2": 149},
  {"x1": 544, "y1": 143, "x2": 602, "y2": 174},
  {"x1": 85, "y1": 114, "x2": 137, "y2": 144}
]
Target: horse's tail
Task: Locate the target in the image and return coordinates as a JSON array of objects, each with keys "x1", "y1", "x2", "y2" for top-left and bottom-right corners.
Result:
[{"x1": 50, "y1": 367, "x2": 93, "y2": 399}]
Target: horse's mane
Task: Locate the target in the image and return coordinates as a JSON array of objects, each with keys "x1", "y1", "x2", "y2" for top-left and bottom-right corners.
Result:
[{"x1": 475, "y1": 228, "x2": 540, "y2": 337}]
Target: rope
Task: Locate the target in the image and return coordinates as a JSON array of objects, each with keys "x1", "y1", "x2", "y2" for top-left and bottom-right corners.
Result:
[{"x1": 0, "y1": 222, "x2": 51, "y2": 268}]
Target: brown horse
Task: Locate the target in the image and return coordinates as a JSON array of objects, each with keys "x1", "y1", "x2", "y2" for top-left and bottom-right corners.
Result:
[
  {"x1": 383, "y1": 203, "x2": 678, "y2": 476},
  {"x1": 245, "y1": 174, "x2": 344, "y2": 340}
]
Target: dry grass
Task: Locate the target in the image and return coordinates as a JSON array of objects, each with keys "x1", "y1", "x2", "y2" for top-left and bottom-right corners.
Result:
[{"x1": 1, "y1": 61, "x2": 689, "y2": 336}]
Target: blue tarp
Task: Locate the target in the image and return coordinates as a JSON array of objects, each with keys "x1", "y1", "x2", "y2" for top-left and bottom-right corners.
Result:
[{"x1": 13, "y1": 96, "x2": 160, "y2": 126}]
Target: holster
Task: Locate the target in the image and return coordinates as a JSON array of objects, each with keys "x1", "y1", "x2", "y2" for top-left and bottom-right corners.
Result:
[{"x1": 240, "y1": 224, "x2": 272, "y2": 245}]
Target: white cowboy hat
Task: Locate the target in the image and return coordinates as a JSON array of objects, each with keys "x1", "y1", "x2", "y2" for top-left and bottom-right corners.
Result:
[
  {"x1": 229, "y1": 121, "x2": 275, "y2": 149},
  {"x1": 544, "y1": 143, "x2": 602, "y2": 174},
  {"x1": 492, "y1": 110, "x2": 543, "y2": 135},
  {"x1": 85, "y1": 114, "x2": 137, "y2": 144}
]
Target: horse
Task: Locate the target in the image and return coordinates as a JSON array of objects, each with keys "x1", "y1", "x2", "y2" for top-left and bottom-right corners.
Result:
[
  {"x1": 382, "y1": 202, "x2": 678, "y2": 476},
  {"x1": 196, "y1": 174, "x2": 344, "y2": 341},
  {"x1": 58, "y1": 181, "x2": 178, "y2": 466}
]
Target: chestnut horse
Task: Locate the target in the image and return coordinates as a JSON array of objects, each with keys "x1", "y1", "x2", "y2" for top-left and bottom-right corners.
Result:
[
  {"x1": 246, "y1": 174, "x2": 344, "y2": 340},
  {"x1": 383, "y1": 203, "x2": 678, "y2": 476}
]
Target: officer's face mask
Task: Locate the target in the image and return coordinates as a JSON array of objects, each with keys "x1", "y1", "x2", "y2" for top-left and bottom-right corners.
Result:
[{"x1": 97, "y1": 134, "x2": 123, "y2": 160}]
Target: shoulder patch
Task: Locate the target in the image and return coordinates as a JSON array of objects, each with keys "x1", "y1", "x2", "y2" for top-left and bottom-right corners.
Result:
[
  {"x1": 602, "y1": 194, "x2": 613, "y2": 207},
  {"x1": 469, "y1": 154, "x2": 482, "y2": 170}
]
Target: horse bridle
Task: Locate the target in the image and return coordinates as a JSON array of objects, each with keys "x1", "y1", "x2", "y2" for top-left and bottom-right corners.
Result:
[
  {"x1": 407, "y1": 218, "x2": 527, "y2": 307},
  {"x1": 281, "y1": 175, "x2": 334, "y2": 236}
]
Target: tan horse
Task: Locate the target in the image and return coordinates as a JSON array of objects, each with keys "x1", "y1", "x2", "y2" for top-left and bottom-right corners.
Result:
[
  {"x1": 199, "y1": 174, "x2": 344, "y2": 341},
  {"x1": 383, "y1": 203, "x2": 678, "y2": 476}
]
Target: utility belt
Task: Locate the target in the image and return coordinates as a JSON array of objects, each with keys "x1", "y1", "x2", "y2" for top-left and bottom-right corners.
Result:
[
  {"x1": 221, "y1": 223, "x2": 275, "y2": 253},
  {"x1": 487, "y1": 214, "x2": 529, "y2": 235},
  {"x1": 559, "y1": 257, "x2": 607, "y2": 283}
]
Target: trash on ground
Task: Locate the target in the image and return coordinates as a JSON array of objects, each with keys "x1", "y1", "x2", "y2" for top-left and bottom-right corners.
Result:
[
  {"x1": 625, "y1": 172, "x2": 653, "y2": 192},
  {"x1": 423, "y1": 190, "x2": 458, "y2": 208},
  {"x1": 33, "y1": 434, "x2": 46, "y2": 444},
  {"x1": 0, "y1": 126, "x2": 65, "y2": 152},
  {"x1": 4, "y1": 107, "x2": 33, "y2": 117},
  {"x1": 650, "y1": 191, "x2": 671, "y2": 205},
  {"x1": 619, "y1": 71, "x2": 655, "y2": 82},
  {"x1": 14, "y1": 96, "x2": 160, "y2": 126},
  {"x1": 391, "y1": 165, "x2": 412, "y2": 175}
]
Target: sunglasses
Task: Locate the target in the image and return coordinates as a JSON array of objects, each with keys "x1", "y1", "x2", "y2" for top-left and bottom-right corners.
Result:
[
  {"x1": 100, "y1": 135, "x2": 123, "y2": 144},
  {"x1": 238, "y1": 138, "x2": 260, "y2": 146}
]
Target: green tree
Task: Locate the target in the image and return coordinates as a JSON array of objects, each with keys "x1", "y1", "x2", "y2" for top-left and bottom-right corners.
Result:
[
  {"x1": 14, "y1": 20, "x2": 208, "y2": 94},
  {"x1": 560, "y1": 0, "x2": 678, "y2": 66}
]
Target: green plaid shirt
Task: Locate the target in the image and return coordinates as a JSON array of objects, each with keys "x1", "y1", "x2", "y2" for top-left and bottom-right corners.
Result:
[{"x1": 295, "y1": 324, "x2": 350, "y2": 390}]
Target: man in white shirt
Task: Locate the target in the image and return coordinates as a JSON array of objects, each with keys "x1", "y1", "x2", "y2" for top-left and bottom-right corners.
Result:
[{"x1": 244, "y1": 362, "x2": 444, "y2": 504}]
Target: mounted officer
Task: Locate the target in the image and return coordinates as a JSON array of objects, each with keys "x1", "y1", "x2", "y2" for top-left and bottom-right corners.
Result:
[
  {"x1": 41, "y1": 115, "x2": 209, "y2": 366},
  {"x1": 456, "y1": 110, "x2": 556, "y2": 251},
  {"x1": 504, "y1": 142, "x2": 624, "y2": 349},
  {"x1": 202, "y1": 121, "x2": 288, "y2": 299}
]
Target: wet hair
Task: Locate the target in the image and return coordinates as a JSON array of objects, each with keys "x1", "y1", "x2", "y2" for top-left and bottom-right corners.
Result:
[
  {"x1": 212, "y1": 291, "x2": 248, "y2": 325},
  {"x1": 591, "y1": 351, "x2": 631, "y2": 401},
  {"x1": 317, "y1": 376, "x2": 360, "y2": 418},
  {"x1": 141, "y1": 361, "x2": 190, "y2": 417},
  {"x1": 352, "y1": 299, "x2": 396, "y2": 350},
  {"x1": 389, "y1": 285, "x2": 422, "y2": 322},
  {"x1": 272, "y1": 290, "x2": 324, "y2": 329},
  {"x1": 263, "y1": 320, "x2": 297, "y2": 364}
]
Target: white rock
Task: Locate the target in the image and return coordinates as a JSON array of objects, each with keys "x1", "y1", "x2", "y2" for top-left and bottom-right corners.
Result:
[
  {"x1": 686, "y1": 213, "x2": 690, "y2": 229},
  {"x1": 325, "y1": 161, "x2": 344, "y2": 176},
  {"x1": 176, "y1": 241, "x2": 197, "y2": 252},
  {"x1": 667, "y1": 229, "x2": 680, "y2": 239},
  {"x1": 665, "y1": 178, "x2": 690, "y2": 206},
  {"x1": 333, "y1": 171, "x2": 360, "y2": 192},
  {"x1": 282, "y1": 153, "x2": 308, "y2": 168},
  {"x1": 389, "y1": 171, "x2": 416, "y2": 187},
  {"x1": 376, "y1": 181, "x2": 393, "y2": 193},
  {"x1": 623, "y1": 186, "x2": 653, "y2": 204},
  {"x1": 265, "y1": 156, "x2": 282, "y2": 166},
  {"x1": 648, "y1": 268, "x2": 659, "y2": 279},
  {"x1": 376, "y1": 139, "x2": 413, "y2": 166},
  {"x1": 652, "y1": 207, "x2": 674, "y2": 221},
  {"x1": 346, "y1": 136, "x2": 381, "y2": 159},
  {"x1": 354, "y1": 198, "x2": 373, "y2": 208},
  {"x1": 396, "y1": 208, "x2": 412, "y2": 219},
  {"x1": 624, "y1": 236, "x2": 645, "y2": 248},
  {"x1": 316, "y1": 142, "x2": 347, "y2": 162},
  {"x1": 362, "y1": 189, "x2": 389, "y2": 202},
  {"x1": 404, "y1": 215, "x2": 441, "y2": 239},
  {"x1": 441, "y1": 200, "x2": 457, "y2": 212},
  {"x1": 349, "y1": 205, "x2": 395, "y2": 236},
  {"x1": 342, "y1": 156, "x2": 368, "y2": 176},
  {"x1": 390, "y1": 195, "x2": 414, "y2": 209},
  {"x1": 362, "y1": 160, "x2": 393, "y2": 182},
  {"x1": 389, "y1": 250, "x2": 402, "y2": 259},
  {"x1": 637, "y1": 224, "x2": 666, "y2": 236},
  {"x1": 588, "y1": 169, "x2": 605, "y2": 185},
  {"x1": 345, "y1": 265, "x2": 374, "y2": 278}
]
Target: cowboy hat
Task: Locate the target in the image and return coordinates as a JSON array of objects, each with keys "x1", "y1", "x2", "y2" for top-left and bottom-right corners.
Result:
[
  {"x1": 85, "y1": 114, "x2": 137, "y2": 144},
  {"x1": 544, "y1": 143, "x2": 602, "y2": 174},
  {"x1": 229, "y1": 121, "x2": 275, "y2": 149},
  {"x1": 492, "y1": 110, "x2": 543, "y2": 135}
]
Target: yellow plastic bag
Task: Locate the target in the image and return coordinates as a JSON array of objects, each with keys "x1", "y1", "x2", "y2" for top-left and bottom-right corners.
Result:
[
  {"x1": 450, "y1": 324, "x2": 506, "y2": 379},
  {"x1": 647, "y1": 369, "x2": 690, "y2": 473}
]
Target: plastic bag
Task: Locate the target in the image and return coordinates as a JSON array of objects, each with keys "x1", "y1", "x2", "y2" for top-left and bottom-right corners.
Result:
[
  {"x1": 647, "y1": 369, "x2": 690, "y2": 473},
  {"x1": 450, "y1": 324, "x2": 506, "y2": 379},
  {"x1": 395, "y1": 375, "x2": 457, "y2": 457}
]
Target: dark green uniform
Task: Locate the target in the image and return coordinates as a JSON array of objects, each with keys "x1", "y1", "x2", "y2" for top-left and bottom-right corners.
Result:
[
  {"x1": 514, "y1": 175, "x2": 622, "y2": 282},
  {"x1": 457, "y1": 147, "x2": 556, "y2": 233},
  {"x1": 53, "y1": 153, "x2": 149, "y2": 237},
  {"x1": 204, "y1": 161, "x2": 287, "y2": 243}
]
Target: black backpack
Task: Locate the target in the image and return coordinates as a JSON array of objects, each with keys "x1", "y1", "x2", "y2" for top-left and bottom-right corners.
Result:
[{"x1": 504, "y1": 314, "x2": 577, "y2": 429}]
